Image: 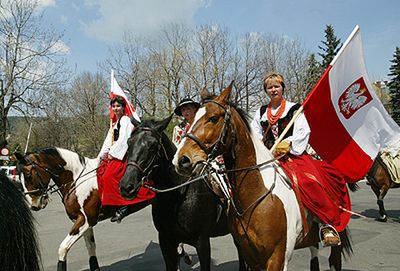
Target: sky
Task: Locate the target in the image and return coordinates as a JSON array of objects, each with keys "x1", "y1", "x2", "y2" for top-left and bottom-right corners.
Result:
[{"x1": 40, "y1": 0, "x2": 400, "y2": 81}]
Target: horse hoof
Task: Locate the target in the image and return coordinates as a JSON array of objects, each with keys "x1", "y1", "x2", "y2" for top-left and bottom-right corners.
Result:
[
  {"x1": 376, "y1": 216, "x2": 387, "y2": 222},
  {"x1": 57, "y1": 260, "x2": 67, "y2": 271},
  {"x1": 184, "y1": 254, "x2": 193, "y2": 265}
]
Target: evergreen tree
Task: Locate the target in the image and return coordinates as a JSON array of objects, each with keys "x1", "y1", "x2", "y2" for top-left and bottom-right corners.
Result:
[
  {"x1": 318, "y1": 25, "x2": 342, "y2": 69},
  {"x1": 305, "y1": 53, "x2": 322, "y2": 95},
  {"x1": 388, "y1": 47, "x2": 400, "y2": 125}
]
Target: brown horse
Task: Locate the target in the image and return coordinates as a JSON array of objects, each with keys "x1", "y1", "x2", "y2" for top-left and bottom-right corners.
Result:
[
  {"x1": 173, "y1": 83, "x2": 352, "y2": 271},
  {"x1": 366, "y1": 153, "x2": 400, "y2": 222},
  {"x1": 15, "y1": 148, "x2": 151, "y2": 271}
]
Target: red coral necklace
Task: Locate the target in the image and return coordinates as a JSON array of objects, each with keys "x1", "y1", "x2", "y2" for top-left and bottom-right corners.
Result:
[{"x1": 267, "y1": 99, "x2": 286, "y2": 125}]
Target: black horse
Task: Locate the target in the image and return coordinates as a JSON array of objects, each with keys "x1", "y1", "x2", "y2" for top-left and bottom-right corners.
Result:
[
  {"x1": 119, "y1": 116, "x2": 246, "y2": 271},
  {"x1": 0, "y1": 172, "x2": 42, "y2": 271}
]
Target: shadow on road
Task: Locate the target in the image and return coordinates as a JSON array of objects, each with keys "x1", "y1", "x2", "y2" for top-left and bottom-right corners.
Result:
[{"x1": 82, "y1": 241, "x2": 241, "y2": 271}]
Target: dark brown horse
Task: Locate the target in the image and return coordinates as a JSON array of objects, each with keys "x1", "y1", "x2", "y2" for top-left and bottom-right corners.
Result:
[
  {"x1": 366, "y1": 153, "x2": 400, "y2": 222},
  {"x1": 15, "y1": 148, "x2": 151, "y2": 271},
  {"x1": 0, "y1": 172, "x2": 42, "y2": 271},
  {"x1": 173, "y1": 83, "x2": 352, "y2": 271}
]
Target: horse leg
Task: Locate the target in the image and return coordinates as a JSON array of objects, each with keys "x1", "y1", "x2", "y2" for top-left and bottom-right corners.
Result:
[
  {"x1": 195, "y1": 236, "x2": 211, "y2": 271},
  {"x1": 57, "y1": 218, "x2": 89, "y2": 271},
  {"x1": 264, "y1": 243, "x2": 286, "y2": 271},
  {"x1": 377, "y1": 186, "x2": 389, "y2": 222},
  {"x1": 328, "y1": 245, "x2": 342, "y2": 271},
  {"x1": 233, "y1": 238, "x2": 247, "y2": 271},
  {"x1": 83, "y1": 227, "x2": 100, "y2": 271},
  {"x1": 309, "y1": 244, "x2": 320, "y2": 271},
  {"x1": 159, "y1": 232, "x2": 179, "y2": 271}
]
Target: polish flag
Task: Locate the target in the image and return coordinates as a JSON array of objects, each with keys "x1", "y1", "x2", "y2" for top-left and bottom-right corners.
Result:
[
  {"x1": 303, "y1": 25, "x2": 400, "y2": 182},
  {"x1": 110, "y1": 70, "x2": 141, "y2": 124}
]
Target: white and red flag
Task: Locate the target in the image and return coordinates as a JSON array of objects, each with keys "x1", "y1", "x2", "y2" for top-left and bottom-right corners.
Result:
[
  {"x1": 303, "y1": 25, "x2": 400, "y2": 182},
  {"x1": 109, "y1": 70, "x2": 140, "y2": 124}
]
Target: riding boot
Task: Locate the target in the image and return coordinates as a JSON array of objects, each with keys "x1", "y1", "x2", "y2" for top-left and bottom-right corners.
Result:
[
  {"x1": 110, "y1": 206, "x2": 130, "y2": 223},
  {"x1": 319, "y1": 224, "x2": 341, "y2": 247}
]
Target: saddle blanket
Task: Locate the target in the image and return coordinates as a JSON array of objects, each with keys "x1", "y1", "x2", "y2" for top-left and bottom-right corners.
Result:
[{"x1": 380, "y1": 150, "x2": 400, "y2": 185}]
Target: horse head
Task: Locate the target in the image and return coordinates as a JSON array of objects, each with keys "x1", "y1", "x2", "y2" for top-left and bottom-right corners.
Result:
[
  {"x1": 173, "y1": 82, "x2": 239, "y2": 176},
  {"x1": 120, "y1": 115, "x2": 174, "y2": 200},
  {"x1": 15, "y1": 149, "x2": 66, "y2": 210}
]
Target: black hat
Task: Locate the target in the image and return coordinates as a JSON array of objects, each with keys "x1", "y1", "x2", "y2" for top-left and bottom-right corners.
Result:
[{"x1": 174, "y1": 98, "x2": 200, "y2": 116}]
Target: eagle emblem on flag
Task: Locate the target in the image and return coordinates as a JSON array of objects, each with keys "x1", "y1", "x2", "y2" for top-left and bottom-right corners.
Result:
[{"x1": 338, "y1": 77, "x2": 372, "y2": 119}]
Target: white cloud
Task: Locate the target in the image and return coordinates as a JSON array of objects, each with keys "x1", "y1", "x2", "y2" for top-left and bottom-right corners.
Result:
[
  {"x1": 37, "y1": 0, "x2": 56, "y2": 9},
  {"x1": 83, "y1": 0, "x2": 208, "y2": 42},
  {"x1": 51, "y1": 40, "x2": 70, "y2": 55}
]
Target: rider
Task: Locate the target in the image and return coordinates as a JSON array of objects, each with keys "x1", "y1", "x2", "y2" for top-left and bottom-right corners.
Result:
[
  {"x1": 251, "y1": 72, "x2": 352, "y2": 246},
  {"x1": 172, "y1": 97, "x2": 200, "y2": 146},
  {"x1": 97, "y1": 95, "x2": 155, "y2": 223}
]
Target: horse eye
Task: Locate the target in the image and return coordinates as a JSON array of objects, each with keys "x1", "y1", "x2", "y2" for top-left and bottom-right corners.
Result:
[{"x1": 209, "y1": 116, "x2": 219, "y2": 124}]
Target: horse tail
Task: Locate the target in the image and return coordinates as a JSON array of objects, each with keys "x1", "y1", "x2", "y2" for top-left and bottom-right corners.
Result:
[
  {"x1": 347, "y1": 182, "x2": 359, "y2": 192},
  {"x1": 340, "y1": 227, "x2": 353, "y2": 259},
  {"x1": 0, "y1": 173, "x2": 42, "y2": 271}
]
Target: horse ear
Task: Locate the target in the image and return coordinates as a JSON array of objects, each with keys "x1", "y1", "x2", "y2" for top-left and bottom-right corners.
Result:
[
  {"x1": 216, "y1": 80, "x2": 234, "y2": 104},
  {"x1": 14, "y1": 152, "x2": 26, "y2": 164},
  {"x1": 131, "y1": 116, "x2": 141, "y2": 127},
  {"x1": 200, "y1": 86, "x2": 209, "y2": 101},
  {"x1": 155, "y1": 114, "x2": 173, "y2": 132}
]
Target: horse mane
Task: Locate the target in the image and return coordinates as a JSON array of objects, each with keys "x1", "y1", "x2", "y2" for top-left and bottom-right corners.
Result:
[
  {"x1": 201, "y1": 94, "x2": 251, "y2": 131},
  {"x1": 0, "y1": 173, "x2": 42, "y2": 271},
  {"x1": 33, "y1": 147, "x2": 86, "y2": 166}
]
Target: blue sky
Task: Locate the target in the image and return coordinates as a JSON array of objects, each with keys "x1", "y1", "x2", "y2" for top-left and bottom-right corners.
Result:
[{"x1": 41, "y1": 0, "x2": 400, "y2": 81}]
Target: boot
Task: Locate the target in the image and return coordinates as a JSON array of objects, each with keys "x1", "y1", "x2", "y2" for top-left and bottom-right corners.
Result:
[
  {"x1": 319, "y1": 224, "x2": 341, "y2": 247},
  {"x1": 110, "y1": 206, "x2": 129, "y2": 223}
]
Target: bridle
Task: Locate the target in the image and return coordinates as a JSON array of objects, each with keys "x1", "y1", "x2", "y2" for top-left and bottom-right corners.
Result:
[
  {"x1": 22, "y1": 157, "x2": 62, "y2": 198},
  {"x1": 185, "y1": 100, "x2": 236, "y2": 162},
  {"x1": 126, "y1": 127, "x2": 170, "y2": 186}
]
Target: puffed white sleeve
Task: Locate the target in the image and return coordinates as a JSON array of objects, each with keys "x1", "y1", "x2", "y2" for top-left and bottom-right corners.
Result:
[
  {"x1": 250, "y1": 108, "x2": 263, "y2": 141},
  {"x1": 109, "y1": 116, "x2": 134, "y2": 160},
  {"x1": 285, "y1": 112, "x2": 310, "y2": 156},
  {"x1": 97, "y1": 129, "x2": 112, "y2": 159},
  {"x1": 172, "y1": 125, "x2": 183, "y2": 147}
]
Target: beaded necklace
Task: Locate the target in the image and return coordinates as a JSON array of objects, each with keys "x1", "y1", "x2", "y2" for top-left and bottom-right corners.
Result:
[{"x1": 267, "y1": 99, "x2": 286, "y2": 125}]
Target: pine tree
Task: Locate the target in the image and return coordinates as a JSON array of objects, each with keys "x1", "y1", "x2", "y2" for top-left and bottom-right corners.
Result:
[
  {"x1": 318, "y1": 25, "x2": 342, "y2": 69},
  {"x1": 388, "y1": 47, "x2": 400, "y2": 125},
  {"x1": 305, "y1": 53, "x2": 322, "y2": 95}
]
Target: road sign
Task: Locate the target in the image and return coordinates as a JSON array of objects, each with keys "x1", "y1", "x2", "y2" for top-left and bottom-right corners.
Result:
[{"x1": 0, "y1": 147, "x2": 10, "y2": 160}]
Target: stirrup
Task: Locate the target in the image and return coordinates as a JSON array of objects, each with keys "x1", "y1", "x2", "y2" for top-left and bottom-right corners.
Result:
[
  {"x1": 110, "y1": 206, "x2": 128, "y2": 223},
  {"x1": 319, "y1": 224, "x2": 341, "y2": 247}
]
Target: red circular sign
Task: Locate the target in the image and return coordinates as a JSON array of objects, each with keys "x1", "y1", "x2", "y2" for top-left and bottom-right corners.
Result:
[{"x1": 0, "y1": 147, "x2": 10, "y2": 156}]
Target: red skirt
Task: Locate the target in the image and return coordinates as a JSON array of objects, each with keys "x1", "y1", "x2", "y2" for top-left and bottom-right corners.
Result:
[
  {"x1": 279, "y1": 153, "x2": 351, "y2": 232},
  {"x1": 97, "y1": 159, "x2": 156, "y2": 206}
]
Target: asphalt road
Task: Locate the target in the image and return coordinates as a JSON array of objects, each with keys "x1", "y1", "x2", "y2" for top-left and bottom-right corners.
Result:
[{"x1": 34, "y1": 181, "x2": 400, "y2": 271}]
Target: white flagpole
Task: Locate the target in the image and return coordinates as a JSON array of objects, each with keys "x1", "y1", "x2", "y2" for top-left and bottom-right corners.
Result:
[{"x1": 24, "y1": 122, "x2": 33, "y2": 154}]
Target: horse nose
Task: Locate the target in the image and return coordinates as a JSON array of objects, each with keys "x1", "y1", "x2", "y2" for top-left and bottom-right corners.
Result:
[
  {"x1": 120, "y1": 182, "x2": 136, "y2": 200},
  {"x1": 178, "y1": 155, "x2": 192, "y2": 172}
]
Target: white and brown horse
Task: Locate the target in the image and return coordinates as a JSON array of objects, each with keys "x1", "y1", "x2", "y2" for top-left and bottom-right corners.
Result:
[
  {"x1": 15, "y1": 147, "x2": 150, "y2": 271},
  {"x1": 173, "y1": 83, "x2": 352, "y2": 271}
]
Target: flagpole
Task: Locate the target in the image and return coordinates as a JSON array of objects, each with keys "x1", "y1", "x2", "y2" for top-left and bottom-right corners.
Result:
[
  {"x1": 270, "y1": 25, "x2": 360, "y2": 153},
  {"x1": 24, "y1": 122, "x2": 33, "y2": 154}
]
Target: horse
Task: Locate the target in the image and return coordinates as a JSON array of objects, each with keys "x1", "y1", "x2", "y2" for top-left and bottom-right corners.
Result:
[
  {"x1": 0, "y1": 172, "x2": 42, "y2": 271},
  {"x1": 365, "y1": 152, "x2": 400, "y2": 222},
  {"x1": 15, "y1": 147, "x2": 151, "y2": 271},
  {"x1": 173, "y1": 83, "x2": 353, "y2": 271},
  {"x1": 119, "y1": 116, "x2": 246, "y2": 271}
]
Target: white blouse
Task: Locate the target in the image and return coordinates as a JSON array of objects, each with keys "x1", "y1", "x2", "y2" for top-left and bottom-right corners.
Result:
[
  {"x1": 98, "y1": 115, "x2": 134, "y2": 160},
  {"x1": 251, "y1": 101, "x2": 310, "y2": 156}
]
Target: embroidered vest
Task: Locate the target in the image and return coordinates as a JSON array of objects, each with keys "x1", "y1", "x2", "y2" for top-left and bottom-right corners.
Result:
[{"x1": 260, "y1": 103, "x2": 301, "y2": 149}]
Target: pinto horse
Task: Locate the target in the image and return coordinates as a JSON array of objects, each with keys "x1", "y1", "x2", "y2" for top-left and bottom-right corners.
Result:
[
  {"x1": 173, "y1": 83, "x2": 352, "y2": 271},
  {"x1": 366, "y1": 152, "x2": 400, "y2": 222},
  {"x1": 0, "y1": 172, "x2": 42, "y2": 271},
  {"x1": 15, "y1": 148, "x2": 151, "y2": 271},
  {"x1": 119, "y1": 117, "x2": 246, "y2": 271}
]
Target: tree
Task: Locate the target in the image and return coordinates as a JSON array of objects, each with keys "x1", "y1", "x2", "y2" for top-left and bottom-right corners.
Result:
[
  {"x1": 0, "y1": 0, "x2": 68, "y2": 149},
  {"x1": 318, "y1": 25, "x2": 342, "y2": 69},
  {"x1": 388, "y1": 47, "x2": 400, "y2": 125},
  {"x1": 304, "y1": 53, "x2": 321, "y2": 95}
]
